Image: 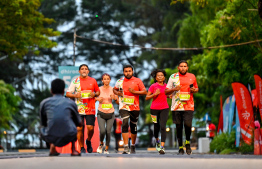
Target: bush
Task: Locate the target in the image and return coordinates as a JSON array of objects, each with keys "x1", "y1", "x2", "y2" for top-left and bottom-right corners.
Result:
[
  {"x1": 210, "y1": 131, "x2": 236, "y2": 154},
  {"x1": 239, "y1": 141, "x2": 254, "y2": 154}
]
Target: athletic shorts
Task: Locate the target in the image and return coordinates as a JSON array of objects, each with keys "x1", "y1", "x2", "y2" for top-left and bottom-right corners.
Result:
[
  {"x1": 81, "y1": 115, "x2": 95, "y2": 126},
  {"x1": 119, "y1": 110, "x2": 140, "y2": 121}
]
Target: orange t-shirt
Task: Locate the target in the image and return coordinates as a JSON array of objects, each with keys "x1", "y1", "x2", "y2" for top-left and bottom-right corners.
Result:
[
  {"x1": 80, "y1": 77, "x2": 100, "y2": 115},
  {"x1": 114, "y1": 77, "x2": 146, "y2": 111}
]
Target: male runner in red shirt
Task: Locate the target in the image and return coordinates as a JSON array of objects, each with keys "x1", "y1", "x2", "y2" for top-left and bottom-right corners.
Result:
[
  {"x1": 113, "y1": 65, "x2": 147, "y2": 154},
  {"x1": 165, "y1": 60, "x2": 199, "y2": 155},
  {"x1": 66, "y1": 64, "x2": 100, "y2": 153}
]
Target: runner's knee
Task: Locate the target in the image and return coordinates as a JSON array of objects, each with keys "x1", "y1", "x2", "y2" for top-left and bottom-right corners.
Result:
[
  {"x1": 130, "y1": 120, "x2": 138, "y2": 134},
  {"x1": 122, "y1": 117, "x2": 129, "y2": 133}
]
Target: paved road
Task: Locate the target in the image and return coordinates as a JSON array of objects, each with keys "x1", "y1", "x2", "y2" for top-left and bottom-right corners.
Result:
[{"x1": 0, "y1": 150, "x2": 262, "y2": 169}]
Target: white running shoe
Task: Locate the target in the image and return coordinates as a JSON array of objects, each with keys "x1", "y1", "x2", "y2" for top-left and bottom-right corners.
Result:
[
  {"x1": 97, "y1": 144, "x2": 103, "y2": 154},
  {"x1": 104, "y1": 149, "x2": 109, "y2": 154}
]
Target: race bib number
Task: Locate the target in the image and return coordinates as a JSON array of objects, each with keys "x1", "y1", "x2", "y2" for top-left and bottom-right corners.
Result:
[
  {"x1": 151, "y1": 115, "x2": 157, "y2": 123},
  {"x1": 123, "y1": 95, "x2": 135, "y2": 105},
  {"x1": 81, "y1": 90, "x2": 92, "y2": 99},
  {"x1": 102, "y1": 104, "x2": 113, "y2": 109},
  {"x1": 179, "y1": 92, "x2": 190, "y2": 101}
]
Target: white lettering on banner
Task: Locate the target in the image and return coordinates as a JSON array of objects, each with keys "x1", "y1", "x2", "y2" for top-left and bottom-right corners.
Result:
[
  {"x1": 61, "y1": 69, "x2": 79, "y2": 74},
  {"x1": 240, "y1": 87, "x2": 247, "y2": 109},
  {"x1": 242, "y1": 110, "x2": 250, "y2": 120},
  {"x1": 240, "y1": 128, "x2": 252, "y2": 138},
  {"x1": 63, "y1": 76, "x2": 71, "y2": 88}
]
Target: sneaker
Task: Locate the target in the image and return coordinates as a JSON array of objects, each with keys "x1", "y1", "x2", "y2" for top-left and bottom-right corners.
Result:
[
  {"x1": 80, "y1": 147, "x2": 86, "y2": 154},
  {"x1": 97, "y1": 144, "x2": 103, "y2": 154},
  {"x1": 122, "y1": 145, "x2": 130, "y2": 154},
  {"x1": 104, "y1": 149, "x2": 109, "y2": 154},
  {"x1": 155, "y1": 141, "x2": 161, "y2": 152},
  {"x1": 177, "y1": 148, "x2": 184, "y2": 155},
  {"x1": 185, "y1": 144, "x2": 192, "y2": 155},
  {"x1": 130, "y1": 145, "x2": 136, "y2": 154},
  {"x1": 86, "y1": 140, "x2": 93, "y2": 153},
  {"x1": 159, "y1": 147, "x2": 165, "y2": 155}
]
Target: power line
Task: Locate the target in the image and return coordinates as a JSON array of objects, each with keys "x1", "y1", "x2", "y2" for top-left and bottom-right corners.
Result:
[{"x1": 76, "y1": 35, "x2": 262, "y2": 51}]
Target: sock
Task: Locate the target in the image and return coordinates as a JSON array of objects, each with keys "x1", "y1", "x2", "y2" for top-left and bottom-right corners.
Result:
[
  {"x1": 185, "y1": 140, "x2": 190, "y2": 145},
  {"x1": 179, "y1": 146, "x2": 183, "y2": 149},
  {"x1": 161, "y1": 146, "x2": 164, "y2": 149},
  {"x1": 124, "y1": 144, "x2": 128, "y2": 147},
  {"x1": 156, "y1": 139, "x2": 160, "y2": 143},
  {"x1": 131, "y1": 144, "x2": 135, "y2": 146}
]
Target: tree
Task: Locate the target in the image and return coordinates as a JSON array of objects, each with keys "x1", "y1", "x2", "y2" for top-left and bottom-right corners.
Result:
[
  {"x1": 0, "y1": 80, "x2": 21, "y2": 134},
  {"x1": 0, "y1": 0, "x2": 60, "y2": 59}
]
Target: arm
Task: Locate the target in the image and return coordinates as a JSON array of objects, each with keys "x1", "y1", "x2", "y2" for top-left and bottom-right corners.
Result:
[
  {"x1": 165, "y1": 85, "x2": 181, "y2": 95},
  {"x1": 145, "y1": 89, "x2": 160, "y2": 100},
  {"x1": 129, "y1": 88, "x2": 147, "y2": 95},
  {"x1": 113, "y1": 87, "x2": 123, "y2": 97},
  {"x1": 71, "y1": 102, "x2": 82, "y2": 127},
  {"x1": 39, "y1": 101, "x2": 47, "y2": 127},
  {"x1": 90, "y1": 90, "x2": 100, "y2": 98},
  {"x1": 66, "y1": 92, "x2": 81, "y2": 99}
]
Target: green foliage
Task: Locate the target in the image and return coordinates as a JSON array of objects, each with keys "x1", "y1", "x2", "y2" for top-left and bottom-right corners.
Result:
[
  {"x1": 210, "y1": 132, "x2": 236, "y2": 154},
  {"x1": 239, "y1": 141, "x2": 254, "y2": 154},
  {"x1": 220, "y1": 148, "x2": 237, "y2": 154},
  {"x1": 0, "y1": 0, "x2": 60, "y2": 58},
  {"x1": 0, "y1": 80, "x2": 21, "y2": 130}
]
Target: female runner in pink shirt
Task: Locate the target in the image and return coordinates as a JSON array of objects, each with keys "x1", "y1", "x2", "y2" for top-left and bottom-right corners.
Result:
[
  {"x1": 145, "y1": 69, "x2": 169, "y2": 155},
  {"x1": 95, "y1": 73, "x2": 118, "y2": 154}
]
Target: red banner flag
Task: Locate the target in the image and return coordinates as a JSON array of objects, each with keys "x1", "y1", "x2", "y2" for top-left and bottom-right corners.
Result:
[
  {"x1": 232, "y1": 82, "x2": 254, "y2": 145},
  {"x1": 251, "y1": 89, "x2": 258, "y2": 107},
  {"x1": 217, "y1": 95, "x2": 223, "y2": 133},
  {"x1": 254, "y1": 74, "x2": 262, "y2": 121}
]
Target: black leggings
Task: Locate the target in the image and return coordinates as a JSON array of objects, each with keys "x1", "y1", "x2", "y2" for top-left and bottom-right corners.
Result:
[
  {"x1": 150, "y1": 108, "x2": 169, "y2": 142},
  {"x1": 172, "y1": 111, "x2": 193, "y2": 146}
]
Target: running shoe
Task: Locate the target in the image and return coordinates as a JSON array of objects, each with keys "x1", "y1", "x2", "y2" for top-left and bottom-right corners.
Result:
[
  {"x1": 104, "y1": 149, "x2": 109, "y2": 154},
  {"x1": 185, "y1": 144, "x2": 192, "y2": 155},
  {"x1": 97, "y1": 144, "x2": 103, "y2": 154},
  {"x1": 177, "y1": 148, "x2": 184, "y2": 155},
  {"x1": 155, "y1": 141, "x2": 161, "y2": 152},
  {"x1": 80, "y1": 147, "x2": 86, "y2": 154},
  {"x1": 122, "y1": 145, "x2": 130, "y2": 154},
  {"x1": 114, "y1": 149, "x2": 118, "y2": 153},
  {"x1": 130, "y1": 145, "x2": 136, "y2": 154},
  {"x1": 86, "y1": 140, "x2": 93, "y2": 153},
  {"x1": 159, "y1": 147, "x2": 165, "y2": 155}
]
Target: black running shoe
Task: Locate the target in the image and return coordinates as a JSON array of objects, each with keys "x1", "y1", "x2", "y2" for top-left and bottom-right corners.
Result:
[
  {"x1": 86, "y1": 140, "x2": 93, "y2": 153},
  {"x1": 80, "y1": 147, "x2": 86, "y2": 154},
  {"x1": 159, "y1": 147, "x2": 165, "y2": 155},
  {"x1": 177, "y1": 148, "x2": 184, "y2": 155},
  {"x1": 185, "y1": 144, "x2": 192, "y2": 155},
  {"x1": 130, "y1": 145, "x2": 136, "y2": 154}
]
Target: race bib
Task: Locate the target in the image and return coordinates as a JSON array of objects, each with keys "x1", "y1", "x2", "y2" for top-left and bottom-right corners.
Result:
[
  {"x1": 151, "y1": 115, "x2": 157, "y2": 123},
  {"x1": 123, "y1": 95, "x2": 135, "y2": 105},
  {"x1": 81, "y1": 90, "x2": 92, "y2": 99},
  {"x1": 102, "y1": 104, "x2": 113, "y2": 109},
  {"x1": 179, "y1": 92, "x2": 190, "y2": 101}
]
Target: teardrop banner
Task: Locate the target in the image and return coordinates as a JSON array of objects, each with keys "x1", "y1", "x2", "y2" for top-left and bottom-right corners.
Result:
[
  {"x1": 232, "y1": 82, "x2": 254, "y2": 145},
  {"x1": 217, "y1": 95, "x2": 223, "y2": 133},
  {"x1": 254, "y1": 74, "x2": 262, "y2": 121}
]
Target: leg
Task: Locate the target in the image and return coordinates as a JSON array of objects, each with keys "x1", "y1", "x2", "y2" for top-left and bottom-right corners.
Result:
[
  {"x1": 49, "y1": 143, "x2": 59, "y2": 156},
  {"x1": 183, "y1": 111, "x2": 193, "y2": 142},
  {"x1": 71, "y1": 140, "x2": 81, "y2": 156},
  {"x1": 97, "y1": 114, "x2": 106, "y2": 145},
  {"x1": 172, "y1": 111, "x2": 183, "y2": 147},
  {"x1": 105, "y1": 114, "x2": 115, "y2": 150},
  {"x1": 150, "y1": 109, "x2": 160, "y2": 141},
  {"x1": 130, "y1": 111, "x2": 140, "y2": 145},
  {"x1": 85, "y1": 115, "x2": 95, "y2": 153},
  {"x1": 119, "y1": 110, "x2": 130, "y2": 145},
  {"x1": 77, "y1": 116, "x2": 85, "y2": 148},
  {"x1": 160, "y1": 108, "x2": 169, "y2": 147}
]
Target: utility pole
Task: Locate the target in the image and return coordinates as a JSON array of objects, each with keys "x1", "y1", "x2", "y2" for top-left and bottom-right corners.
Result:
[{"x1": 73, "y1": 29, "x2": 76, "y2": 66}]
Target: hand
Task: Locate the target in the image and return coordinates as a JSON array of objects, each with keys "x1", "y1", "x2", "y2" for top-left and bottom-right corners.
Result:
[
  {"x1": 118, "y1": 91, "x2": 123, "y2": 97},
  {"x1": 190, "y1": 87, "x2": 196, "y2": 93},
  {"x1": 154, "y1": 88, "x2": 160, "y2": 96},
  {"x1": 110, "y1": 94, "x2": 116, "y2": 100},
  {"x1": 128, "y1": 87, "x2": 135, "y2": 94},
  {"x1": 90, "y1": 92, "x2": 96, "y2": 98},
  {"x1": 97, "y1": 97, "x2": 103, "y2": 102},
  {"x1": 168, "y1": 94, "x2": 172, "y2": 99},
  {"x1": 75, "y1": 92, "x2": 81, "y2": 98},
  {"x1": 173, "y1": 85, "x2": 181, "y2": 91}
]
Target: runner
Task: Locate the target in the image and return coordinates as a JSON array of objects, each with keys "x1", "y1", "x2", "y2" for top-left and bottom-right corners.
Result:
[
  {"x1": 66, "y1": 64, "x2": 100, "y2": 153},
  {"x1": 113, "y1": 65, "x2": 147, "y2": 154},
  {"x1": 96, "y1": 73, "x2": 118, "y2": 154},
  {"x1": 165, "y1": 60, "x2": 199, "y2": 155},
  {"x1": 113, "y1": 116, "x2": 122, "y2": 153},
  {"x1": 145, "y1": 69, "x2": 169, "y2": 155}
]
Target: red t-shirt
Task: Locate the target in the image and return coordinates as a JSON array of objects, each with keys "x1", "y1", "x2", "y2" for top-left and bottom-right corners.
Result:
[
  {"x1": 148, "y1": 83, "x2": 169, "y2": 110},
  {"x1": 114, "y1": 77, "x2": 146, "y2": 111},
  {"x1": 209, "y1": 123, "x2": 216, "y2": 137},
  {"x1": 80, "y1": 77, "x2": 100, "y2": 115}
]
